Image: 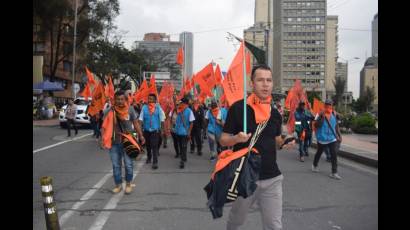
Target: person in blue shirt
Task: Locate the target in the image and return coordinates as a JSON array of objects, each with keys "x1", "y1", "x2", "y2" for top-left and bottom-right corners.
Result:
[
  {"x1": 294, "y1": 101, "x2": 314, "y2": 162},
  {"x1": 205, "y1": 100, "x2": 223, "y2": 161},
  {"x1": 312, "y1": 99, "x2": 343, "y2": 180},
  {"x1": 174, "y1": 97, "x2": 195, "y2": 169},
  {"x1": 216, "y1": 100, "x2": 229, "y2": 152},
  {"x1": 138, "y1": 94, "x2": 165, "y2": 170}
]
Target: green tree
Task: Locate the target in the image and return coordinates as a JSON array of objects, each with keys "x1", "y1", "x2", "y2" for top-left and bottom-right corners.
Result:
[
  {"x1": 307, "y1": 91, "x2": 321, "y2": 106},
  {"x1": 352, "y1": 86, "x2": 376, "y2": 113},
  {"x1": 33, "y1": 0, "x2": 120, "y2": 80},
  {"x1": 363, "y1": 86, "x2": 376, "y2": 112},
  {"x1": 332, "y1": 77, "x2": 346, "y2": 110}
]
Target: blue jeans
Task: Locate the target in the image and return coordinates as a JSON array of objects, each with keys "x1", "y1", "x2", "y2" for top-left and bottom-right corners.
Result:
[{"x1": 109, "y1": 144, "x2": 133, "y2": 185}]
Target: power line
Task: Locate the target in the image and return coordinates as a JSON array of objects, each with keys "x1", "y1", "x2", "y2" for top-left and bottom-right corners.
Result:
[{"x1": 122, "y1": 25, "x2": 375, "y2": 39}]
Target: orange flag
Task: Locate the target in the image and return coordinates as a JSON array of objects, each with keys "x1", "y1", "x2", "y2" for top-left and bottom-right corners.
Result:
[
  {"x1": 134, "y1": 79, "x2": 149, "y2": 103},
  {"x1": 176, "y1": 47, "x2": 184, "y2": 65},
  {"x1": 158, "y1": 82, "x2": 169, "y2": 111},
  {"x1": 177, "y1": 88, "x2": 185, "y2": 101},
  {"x1": 222, "y1": 42, "x2": 247, "y2": 106},
  {"x1": 246, "y1": 50, "x2": 251, "y2": 76},
  {"x1": 284, "y1": 80, "x2": 311, "y2": 134},
  {"x1": 105, "y1": 76, "x2": 115, "y2": 103},
  {"x1": 313, "y1": 98, "x2": 325, "y2": 115},
  {"x1": 190, "y1": 76, "x2": 195, "y2": 89},
  {"x1": 198, "y1": 91, "x2": 208, "y2": 104},
  {"x1": 87, "y1": 82, "x2": 106, "y2": 116},
  {"x1": 159, "y1": 82, "x2": 175, "y2": 113},
  {"x1": 214, "y1": 64, "x2": 223, "y2": 86},
  {"x1": 85, "y1": 66, "x2": 96, "y2": 86},
  {"x1": 101, "y1": 110, "x2": 114, "y2": 149},
  {"x1": 193, "y1": 63, "x2": 215, "y2": 97},
  {"x1": 184, "y1": 77, "x2": 192, "y2": 93},
  {"x1": 81, "y1": 83, "x2": 92, "y2": 101},
  {"x1": 149, "y1": 74, "x2": 158, "y2": 96}
]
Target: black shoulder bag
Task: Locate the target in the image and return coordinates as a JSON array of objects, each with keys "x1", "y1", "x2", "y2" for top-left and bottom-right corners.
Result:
[{"x1": 115, "y1": 111, "x2": 144, "y2": 159}]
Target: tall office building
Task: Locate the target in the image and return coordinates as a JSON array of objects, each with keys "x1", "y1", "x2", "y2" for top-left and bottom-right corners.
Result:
[
  {"x1": 372, "y1": 13, "x2": 378, "y2": 57},
  {"x1": 134, "y1": 33, "x2": 182, "y2": 89},
  {"x1": 360, "y1": 57, "x2": 378, "y2": 112},
  {"x1": 179, "y1": 32, "x2": 194, "y2": 78},
  {"x1": 272, "y1": 0, "x2": 327, "y2": 99},
  {"x1": 336, "y1": 62, "x2": 347, "y2": 92},
  {"x1": 244, "y1": 0, "x2": 274, "y2": 88},
  {"x1": 325, "y1": 15, "x2": 338, "y2": 96}
]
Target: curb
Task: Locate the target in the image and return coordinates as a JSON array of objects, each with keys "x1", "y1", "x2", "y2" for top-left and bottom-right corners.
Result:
[
  {"x1": 33, "y1": 120, "x2": 60, "y2": 127},
  {"x1": 311, "y1": 142, "x2": 378, "y2": 168}
]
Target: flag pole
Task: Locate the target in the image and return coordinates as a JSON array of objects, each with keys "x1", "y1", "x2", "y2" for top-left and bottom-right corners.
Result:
[{"x1": 242, "y1": 40, "x2": 247, "y2": 133}]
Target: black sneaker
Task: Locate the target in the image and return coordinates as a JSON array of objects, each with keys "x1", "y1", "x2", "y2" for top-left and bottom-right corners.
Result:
[
  {"x1": 146, "y1": 159, "x2": 151, "y2": 164},
  {"x1": 198, "y1": 151, "x2": 202, "y2": 156},
  {"x1": 210, "y1": 156, "x2": 216, "y2": 161},
  {"x1": 152, "y1": 164, "x2": 158, "y2": 170},
  {"x1": 163, "y1": 145, "x2": 167, "y2": 149},
  {"x1": 174, "y1": 155, "x2": 179, "y2": 158},
  {"x1": 179, "y1": 162, "x2": 185, "y2": 169},
  {"x1": 190, "y1": 150, "x2": 195, "y2": 154},
  {"x1": 305, "y1": 153, "x2": 309, "y2": 157}
]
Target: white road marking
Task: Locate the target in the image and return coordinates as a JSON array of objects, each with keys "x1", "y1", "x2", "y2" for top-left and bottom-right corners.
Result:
[
  {"x1": 59, "y1": 171, "x2": 113, "y2": 226},
  {"x1": 33, "y1": 133, "x2": 93, "y2": 154},
  {"x1": 88, "y1": 158, "x2": 146, "y2": 230}
]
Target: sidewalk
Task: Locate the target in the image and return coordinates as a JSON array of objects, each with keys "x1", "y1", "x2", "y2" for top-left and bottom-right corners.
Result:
[
  {"x1": 284, "y1": 125, "x2": 378, "y2": 168},
  {"x1": 33, "y1": 119, "x2": 59, "y2": 127},
  {"x1": 311, "y1": 133, "x2": 378, "y2": 168}
]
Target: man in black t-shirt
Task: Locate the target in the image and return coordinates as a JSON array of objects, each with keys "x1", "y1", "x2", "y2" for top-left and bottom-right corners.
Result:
[{"x1": 220, "y1": 65, "x2": 294, "y2": 230}]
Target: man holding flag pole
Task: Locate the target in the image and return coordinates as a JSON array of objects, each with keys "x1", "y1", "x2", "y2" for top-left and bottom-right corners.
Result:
[{"x1": 218, "y1": 38, "x2": 295, "y2": 230}]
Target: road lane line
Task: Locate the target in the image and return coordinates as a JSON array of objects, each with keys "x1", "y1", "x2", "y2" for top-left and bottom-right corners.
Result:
[
  {"x1": 88, "y1": 157, "x2": 146, "y2": 230},
  {"x1": 33, "y1": 133, "x2": 93, "y2": 154},
  {"x1": 59, "y1": 171, "x2": 113, "y2": 226}
]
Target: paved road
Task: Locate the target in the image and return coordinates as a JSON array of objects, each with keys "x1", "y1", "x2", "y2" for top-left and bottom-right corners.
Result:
[{"x1": 33, "y1": 126, "x2": 378, "y2": 230}]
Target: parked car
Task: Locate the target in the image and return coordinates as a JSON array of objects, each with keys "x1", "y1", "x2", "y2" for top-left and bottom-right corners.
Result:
[{"x1": 59, "y1": 97, "x2": 92, "y2": 128}]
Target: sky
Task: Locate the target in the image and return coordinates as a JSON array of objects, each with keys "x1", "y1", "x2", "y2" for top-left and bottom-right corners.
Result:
[{"x1": 115, "y1": 0, "x2": 377, "y2": 98}]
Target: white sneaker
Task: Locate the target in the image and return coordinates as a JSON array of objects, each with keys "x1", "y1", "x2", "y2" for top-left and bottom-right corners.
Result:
[
  {"x1": 329, "y1": 173, "x2": 342, "y2": 180},
  {"x1": 311, "y1": 165, "x2": 319, "y2": 172}
]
